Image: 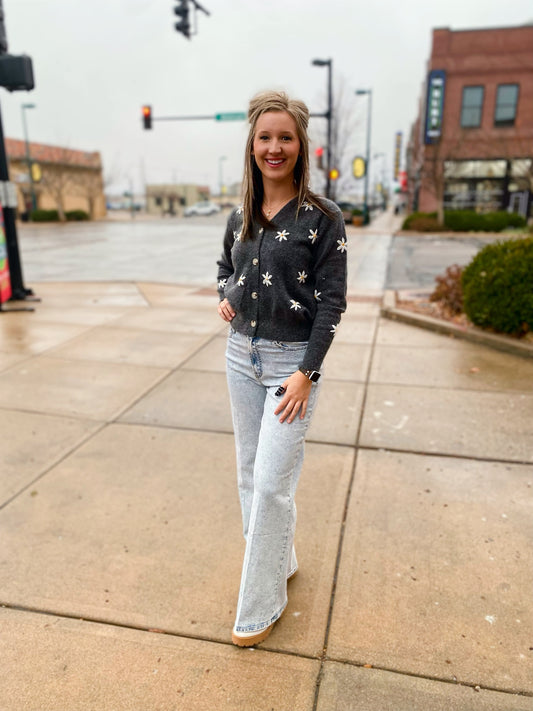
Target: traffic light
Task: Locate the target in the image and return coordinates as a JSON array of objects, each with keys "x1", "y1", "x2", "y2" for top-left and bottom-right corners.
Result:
[
  {"x1": 329, "y1": 168, "x2": 340, "y2": 181},
  {"x1": 142, "y1": 105, "x2": 152, "y2": 130},
  {"x1": 315, "y1": 146, "x2": 324, "y2": 171},
  {"x1": 174, "y1": 0, "x2": 190, "y2": 38}
]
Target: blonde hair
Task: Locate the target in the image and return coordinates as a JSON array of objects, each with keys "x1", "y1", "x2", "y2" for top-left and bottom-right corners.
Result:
[{"x1": 240, "y1": 90, "x2": 333, "y2": 240}]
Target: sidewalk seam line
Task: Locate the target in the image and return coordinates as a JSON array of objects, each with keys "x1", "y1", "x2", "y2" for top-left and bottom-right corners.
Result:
[
  {"x1": 311, "y1": 306, "x2": 382, "y2": 711},
  {"x1": 3, "y1": 603, "x2": 530, "y2": 699}
]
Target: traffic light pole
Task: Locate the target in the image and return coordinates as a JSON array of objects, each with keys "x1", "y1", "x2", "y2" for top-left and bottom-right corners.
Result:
[
  {"x1": 0, "y1": 101, "x2": 33, "y2": 301},
  {"x1": 325, "y1": 61, "x2": 332, "y2": 201}
]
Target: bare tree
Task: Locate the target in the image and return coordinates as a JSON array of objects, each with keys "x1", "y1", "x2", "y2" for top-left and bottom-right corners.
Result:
[
  {"x1": 71, "y1": 169, "x2": 104, "y2": 219},
  {"x1": 40, "y1": 161, "x2": 72, "y2": 222},
  {"x1": 311, "y1": 75, "x2": 364, "y2": 201}
]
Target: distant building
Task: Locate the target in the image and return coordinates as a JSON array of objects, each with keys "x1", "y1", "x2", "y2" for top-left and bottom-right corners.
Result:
[
  {"x1": 6, "y1": 138, "x2": 106, "y2": 219},
  {"x1": 145, "y1": 184, "x2": 210, "y2": 216},
  {"x1": 407, "y1": 24, "x2": 533, "y2": 218}
]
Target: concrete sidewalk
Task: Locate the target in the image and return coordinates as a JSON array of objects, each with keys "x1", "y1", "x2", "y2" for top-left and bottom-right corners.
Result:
[{"x1": 1, "y1": 281, "x2": 532, "y2": 710}]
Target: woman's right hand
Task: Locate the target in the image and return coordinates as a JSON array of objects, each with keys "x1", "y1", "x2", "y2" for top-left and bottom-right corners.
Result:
[{"x1": 218, "y1": 298, "x2": 236, "y2": 322}]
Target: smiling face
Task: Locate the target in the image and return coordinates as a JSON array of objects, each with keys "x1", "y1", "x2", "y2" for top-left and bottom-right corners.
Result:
[{"x1": 252, "y1": 111, "x2": 301, "y2": 187}]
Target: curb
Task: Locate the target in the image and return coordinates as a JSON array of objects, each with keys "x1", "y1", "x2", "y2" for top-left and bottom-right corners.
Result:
[{"x1": 381, "y1": 290, "x2": 533, "y2": 360}]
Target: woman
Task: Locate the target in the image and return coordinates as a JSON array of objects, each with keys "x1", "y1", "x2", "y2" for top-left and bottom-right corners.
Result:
[{"x1": 217, "y1": 90, "x2": 347, "y2": 647}]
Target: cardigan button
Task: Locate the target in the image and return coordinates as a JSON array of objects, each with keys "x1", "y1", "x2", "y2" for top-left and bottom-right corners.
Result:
[
  {"x1": 251, "y1": 292, "x2": 258, "y2": 299},
  {"x1": 252, "y1": 258, "x2": 259, "y2": 266},
  {"x1": 251, "y1": 320, "x2": 257, "y2": 327}
]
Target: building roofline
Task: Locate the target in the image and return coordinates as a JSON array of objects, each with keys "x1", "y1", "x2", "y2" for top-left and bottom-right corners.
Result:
[
  {"x1": 5, "y1": 138, "x2": 102, "y2": 169},
  {"x1": 433, "y1": 23, "x2": 533, "y2": 34}
]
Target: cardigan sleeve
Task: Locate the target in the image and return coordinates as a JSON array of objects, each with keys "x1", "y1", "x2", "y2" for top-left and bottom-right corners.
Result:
[
  {"x1": 300, "y1": 207, "x2": 347, "y2": 372},
  {"x1": 216, "y1": 210, "x2": 237, "y2": 302}
]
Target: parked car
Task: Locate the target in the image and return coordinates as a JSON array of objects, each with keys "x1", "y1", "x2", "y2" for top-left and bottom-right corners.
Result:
[{"x1": 184, "y1": 201, "x2": 221, "y2": 217}]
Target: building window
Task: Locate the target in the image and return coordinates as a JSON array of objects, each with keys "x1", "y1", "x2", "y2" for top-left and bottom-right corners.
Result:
[
  {"x1": 494, "y1": 84, "x2": 519, "y2": 126},
  {"x1": 460, "y1": 86, "x2": 484, "y2": 128}
]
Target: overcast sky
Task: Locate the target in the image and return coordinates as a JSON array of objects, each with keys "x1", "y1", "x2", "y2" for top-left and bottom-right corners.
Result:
[{"x1": 3, "y1": 0, "x2": 533, "y2": 198}]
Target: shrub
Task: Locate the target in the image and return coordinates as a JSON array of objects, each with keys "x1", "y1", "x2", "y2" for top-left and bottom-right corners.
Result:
[
  {"x1": 406, "y1": 216, "x2": 445, "y2": 232},
  {"x1": 402, "y1": 211, "x2": 438, "y2": 230},
  {"x1": 444, "y1": 210, "x2": 526, "y2": 232},
  {"x1": 66, "y1": 210, "x2": 90, "y2": 221},
  {"x1": 30, "y1": 209, "x2": 59, "y2": 222},
  {"x1": 352, "y1": 208, "x2": 363, "y2": 216},
  {"x1": 430, "y1": 264, "x2": 464, "y2": 314},
  {"x1": 461, "y1": 236, "x2": 533, "y2": 336},
  {"x1": 506, "y1": 212, "x2": 527, "y2": 228}
]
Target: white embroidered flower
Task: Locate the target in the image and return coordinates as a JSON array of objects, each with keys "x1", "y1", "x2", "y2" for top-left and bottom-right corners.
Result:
[
  {"x1": 308, "y1": 229, "x2": 318, "y2": 244},
  {"x1": 303, "y1": 201, "x2": 313, "y2": 211},
  {"x1": 218, "y1": 278, "x2": 227, "y2": 289},
  {"x1": 236, "y1": 206, "x2": 243, "y2": 215},
  {"x1": 336, "y1": 238, "x2": 347, "y2": 253},
  {"x1": 237, "y1": 274, "x2": 246, "y2": 286},
  {"x1": 297, "y1": 271, "x2": 308, "y2": 284},
  {"x1": 330, "y1": 323, "x2": 338, "y2": 335},
  {"x1": 262, "y1": 272, "x2": 273, "y2": 286},
  {"x1": 290, "y1": 300, "x2": 302, "y2": 311},
  {"x1": 314, "y1": 290, "x2": 322, "y2": 301},
  {"x1": 275, "y1": 230, "x2": 290, "y2": 242},
  {"x1": 234, "y1": 230, "x2": 242, "y2": 242}
]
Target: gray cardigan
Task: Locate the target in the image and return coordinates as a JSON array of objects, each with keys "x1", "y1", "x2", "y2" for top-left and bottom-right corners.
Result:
[{"x1": 216, "y1": 197, "x2": 347, "y2": 372}]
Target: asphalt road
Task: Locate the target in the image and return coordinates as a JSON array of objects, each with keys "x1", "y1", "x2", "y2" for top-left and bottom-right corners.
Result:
[{"x1": 15, "y1": 212, "x2": 499, "y2": 294}]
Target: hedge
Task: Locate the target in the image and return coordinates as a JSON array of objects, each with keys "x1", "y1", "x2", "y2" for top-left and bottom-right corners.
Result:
[
  {"x1": 461, "y1": 236, "x2": 533, "y2": 336},
  {"x1": 403, "y1": 210, "x2": 527, "y2": 233}
]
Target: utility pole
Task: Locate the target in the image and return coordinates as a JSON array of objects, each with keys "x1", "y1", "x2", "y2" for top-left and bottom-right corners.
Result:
[
  {"x1": 312, "y1": 58, "x2": 333, "y2": 200},
  {"x1": 0, "y1": 0, "x2": 35, "y2": 302}
]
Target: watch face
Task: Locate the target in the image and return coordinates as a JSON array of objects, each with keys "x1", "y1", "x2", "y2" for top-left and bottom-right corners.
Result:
[{"x1": 310, "y1": 371, "x2": 320, "y2": 382}]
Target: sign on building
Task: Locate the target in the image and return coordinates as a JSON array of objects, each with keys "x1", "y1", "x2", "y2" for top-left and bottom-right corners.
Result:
[
  {"x1": 393, "y1": 132, "x2": 402, "y2": 180},
  {"x1": 424, "y1": 69, "x2": 446, "y2": 144}
]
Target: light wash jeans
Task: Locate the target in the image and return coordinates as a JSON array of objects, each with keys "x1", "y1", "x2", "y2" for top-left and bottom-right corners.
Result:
[{"x1": 226, "y1": 328, "x2": 321, "y2": 633}]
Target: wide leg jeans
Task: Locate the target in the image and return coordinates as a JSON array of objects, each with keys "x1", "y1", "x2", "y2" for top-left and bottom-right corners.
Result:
[{"x1": 226, "y1": 328, "x2": 321, "y2": 633}]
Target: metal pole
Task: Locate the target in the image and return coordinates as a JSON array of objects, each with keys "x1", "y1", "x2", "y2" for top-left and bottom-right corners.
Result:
[
  {"x1": 0, "y1": 101, "x2": 32, "y2": 299},
  {"x1": 21, "y1": 105, "x2": 36, "y2": 214},
  {"x1": 326, "y1": 61, "x2": 332, "y2": 200}
]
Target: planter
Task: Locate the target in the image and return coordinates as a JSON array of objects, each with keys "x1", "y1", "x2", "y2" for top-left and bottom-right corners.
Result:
[{"x1": 352, "y1": 215, "x2": 364, "y2": 226}]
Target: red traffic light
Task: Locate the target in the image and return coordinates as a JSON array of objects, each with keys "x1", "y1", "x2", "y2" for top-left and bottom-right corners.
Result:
[
  {"x1": 315, "y1": 147, "x2": 324, "y2": 157},
  {"x1": 142, "y1": 105, "x2": 152, "y2": 130},
  {"x1": 315, "y1": 146, "x2": 324, "y2": 170}
]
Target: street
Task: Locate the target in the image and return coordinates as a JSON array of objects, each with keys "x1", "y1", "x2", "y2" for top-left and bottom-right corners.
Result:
[{"x1": 16, "y1": 212, "x2": 497, "y2": 296}]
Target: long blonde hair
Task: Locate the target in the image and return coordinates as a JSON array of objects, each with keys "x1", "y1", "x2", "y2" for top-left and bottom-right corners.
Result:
[{"x1": 241, "y1": 90, "x2": 334, "y2": 240}]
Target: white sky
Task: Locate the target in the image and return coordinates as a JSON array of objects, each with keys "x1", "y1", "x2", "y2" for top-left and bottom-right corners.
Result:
[{"x1": 3, "y1": 0, "x2": 533, "y2": 197}]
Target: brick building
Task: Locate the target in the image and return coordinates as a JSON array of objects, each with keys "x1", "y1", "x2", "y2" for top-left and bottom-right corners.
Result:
[
  {"x1": 6, "y1": 139, "x2": 106, "y2": 220},
  {"x1": 407, "y1": 24, "x2": 533, "y2": 220}
]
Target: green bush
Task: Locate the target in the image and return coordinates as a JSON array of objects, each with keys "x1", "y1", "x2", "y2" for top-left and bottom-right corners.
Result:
[
  {"x1": 444, "y1": 210, "x2": 526, "y2": 233},
  {"x1": 352, "y1": 208, "x2": 363, "y2": 216},
  {"x1": 402, "y1": 212, "x2": 438, "y2": 230},
  {"x1": 461, "y1": 236, "x2": 533, "y2": 336},
  {"x1": 30, "y1": 209, "x2": 59, "y2": 222},
  {"x1": 66, "y1": 210, "x2": 89, "y2": 221}
]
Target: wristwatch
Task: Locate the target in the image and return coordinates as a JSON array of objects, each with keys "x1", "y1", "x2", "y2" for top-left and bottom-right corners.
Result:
[{"x1": 299, "y1": 367, "x2": 321, "y2": 382}]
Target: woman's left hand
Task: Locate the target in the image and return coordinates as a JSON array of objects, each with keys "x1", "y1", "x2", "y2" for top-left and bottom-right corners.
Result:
[{"x1": 274, "y1": 370, "x2": 313, "y2": 424}]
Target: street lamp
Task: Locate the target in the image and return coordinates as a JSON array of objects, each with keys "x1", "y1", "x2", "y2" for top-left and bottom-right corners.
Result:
[
  {"x1": 218, "y1": 155, "x2": 227, "y2": 199},
  {"x1": 312, "y1": 58, "x2": 333, "y2": 200},
  {"x1": 21, "y1": 102, "x2": 37, "y2": 216},
  {"x1": 355, "y1": 89, "x2": 372, "y2": 224}
]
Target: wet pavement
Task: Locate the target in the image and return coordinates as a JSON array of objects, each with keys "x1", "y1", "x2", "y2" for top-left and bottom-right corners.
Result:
[{"x1": 1, "y1": 213, "x2": 532, "y2": 710}]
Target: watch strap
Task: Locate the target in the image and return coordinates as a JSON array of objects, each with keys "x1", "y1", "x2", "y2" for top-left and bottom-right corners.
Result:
[{"x1": 299, "y1": 367, "x2": 321, "y2": 382}]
